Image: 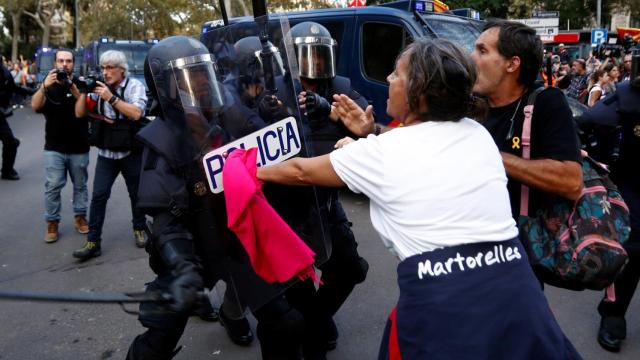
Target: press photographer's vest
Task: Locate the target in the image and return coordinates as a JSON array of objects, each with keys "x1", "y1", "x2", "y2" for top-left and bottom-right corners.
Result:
[{"x1": 90, "y1": 78, "x2": 144, "y2": 151}]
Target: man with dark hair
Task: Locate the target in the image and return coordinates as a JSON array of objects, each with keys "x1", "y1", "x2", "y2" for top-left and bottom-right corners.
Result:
[
  {"x1": 31, "y1": 49, "x2": 90, "y2": 243},
  {"x1": 471, "y1": 20, "x2": 582, "y2": 265}
]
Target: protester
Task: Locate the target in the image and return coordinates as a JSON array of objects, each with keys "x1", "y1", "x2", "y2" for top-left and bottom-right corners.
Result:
[
  {"x1": 564, "y1": 59, "x2": 589, "y2": 102},
  {"x1": 603, "y1": 63, "x2": 620, "y2": 93},
  {"x1": 31, "y1": 49, "x2": 90, "y2": 243},
  {"x1": 256, "y1": 38, "x2": 581, "y2": 360},
  {"x1": 73, "y1": 50, "x2": 148, "y2": 260},
  {"x1": 620, "y1": 53, "x2": 633, "y2": 82},
  {"x1": 471, "y1": 20, "x2": 582, "y2": 227},
  {"x1": 588, "y1": 69, "x2": 610, "y2": 107}
]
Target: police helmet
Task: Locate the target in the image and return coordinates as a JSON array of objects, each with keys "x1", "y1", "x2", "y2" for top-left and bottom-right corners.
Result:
[
  {"x1": 145, "y1": 36, "x2": 224, "y2": 116},
  {"x1": 233, "y1": 36, "x2": 285, "y2": 86},
  {"x1": 290, "y1": 21, "x2": 337, "y2": 79}
]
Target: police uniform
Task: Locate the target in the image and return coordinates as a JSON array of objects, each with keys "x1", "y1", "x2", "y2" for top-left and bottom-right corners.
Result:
[
  {"x1": 127, "y1": 36, "x2": 306, "y2": 360},
  {"x1": 0, "y1": 64, "x2": 33, "y2": 180},
  {"x1": 577, "y1": 80, "x2": 640, "y2": 352},
  {"x1": 262, "y1": 22, "x2": 370, "y2": 358}
]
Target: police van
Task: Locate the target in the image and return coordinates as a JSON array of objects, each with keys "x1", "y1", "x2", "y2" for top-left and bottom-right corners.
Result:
[
  {"x1": 34, "y1": 47, "x2": 56, "y2": 83},
  {"x1": 34, "y1": 47, "x2": 85, "y2": 84},
  {"x1": 81, "y1": 38, "x2": 158, "y2": 89},
  {"x1": 200, "y1": 0, "x2": 483, "y2": 124}
]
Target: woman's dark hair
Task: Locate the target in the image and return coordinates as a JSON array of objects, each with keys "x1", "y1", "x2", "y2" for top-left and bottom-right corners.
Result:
[
  {"x1": 591, "y1": 68, "x2": 606, "y2": 83},
  {"x1": 403, "y1": 38, "x2": 486, "y2": 122},
  {"x1": 483, "y1": 19, "x2": 543, "y2": 88}
]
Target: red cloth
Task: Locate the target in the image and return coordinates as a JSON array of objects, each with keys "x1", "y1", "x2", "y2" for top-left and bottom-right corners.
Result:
[{"x1": 223, "y1": 148, "x2": 318, "y2": 284}]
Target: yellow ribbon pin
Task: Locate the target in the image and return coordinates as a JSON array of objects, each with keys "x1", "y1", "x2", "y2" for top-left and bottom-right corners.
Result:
[{"x1": 512, "y1": 136, "x2": 521, "y2": 149}]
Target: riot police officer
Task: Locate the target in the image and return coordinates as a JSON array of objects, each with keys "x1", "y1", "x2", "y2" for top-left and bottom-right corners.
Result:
[
  {"x1": 0, "y1": 62, "x2": 35, "y2": 180},
  {"x1": 576, "y1": 49, "x2": 640, "y2": 353},
  {"x1": 127, "y1": 36, "x2": 306, "y2": 359},
  {"x1": 264, "y1": 21, "x2": 370, "y2": 359}
]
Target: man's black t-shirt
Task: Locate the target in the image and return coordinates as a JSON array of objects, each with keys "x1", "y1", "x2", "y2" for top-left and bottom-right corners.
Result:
[
  {"x1": 38, "y1": 84, "x2": 89, "y2": 154},
  {"x1": 483, "y1": 87, "x2": 581, "y2": 220}
]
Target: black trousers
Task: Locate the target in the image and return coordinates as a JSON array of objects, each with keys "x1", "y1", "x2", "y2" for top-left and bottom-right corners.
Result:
[
  {"x1": 0, "y1": 113, "x2": 19, "y2": 175},
  {"x1": 286, "y1": 199, "x2": 368, "y2": 356},
  {"x1": 599, "y1": 179, "x2": 640, "y2": 318}
]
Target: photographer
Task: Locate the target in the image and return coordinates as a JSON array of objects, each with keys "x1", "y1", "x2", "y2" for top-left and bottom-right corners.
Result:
[
  {"x1": 73, "y1": 50, "x2": 148, "y2": 261},
  {"x1": 31, "y1": 49, "x2": 90, "y2": 243}
]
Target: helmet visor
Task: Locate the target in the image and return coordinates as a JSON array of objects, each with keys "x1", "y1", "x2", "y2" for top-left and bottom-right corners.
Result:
[
  {"x1": 295, "y1": 37, "x2": 337, "y2": 79},
  {"x1": 169, "y1": 54, "x2": 224, "y2": 111}
]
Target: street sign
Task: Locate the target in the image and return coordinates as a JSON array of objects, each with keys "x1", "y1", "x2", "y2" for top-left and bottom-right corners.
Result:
[
  {"x1": 513, "y1": 18, "x2": 559, "y2": 27},
  {"x1": 534, "y1": 27, "x2": 559, "y2": 36},
  {"x1": 591, "y1": 28, "x2": 608, "y2": 46},
  {"x1": 513, "y1": 18, "x2": 559, "y2": 39},
  {"x1": 532, "y1": 10, "x2": 560, "y2": 18}
]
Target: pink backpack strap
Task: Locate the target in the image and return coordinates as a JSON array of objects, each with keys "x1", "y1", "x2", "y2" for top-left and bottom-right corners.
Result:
[
  {"x1": 519, "y1": 87, "x2": 545, "y2": 217},
  {"x1": 519, "y1": 104, "x2": 534, "y2": 216}
]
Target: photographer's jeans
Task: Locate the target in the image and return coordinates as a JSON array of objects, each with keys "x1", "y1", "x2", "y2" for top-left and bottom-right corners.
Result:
[
  {"x1": 87, "y1": 152, "x2": 145, "y2": 242},
  {"x1": 44, "y1": 151, "x2": 90, "y2": 221}
]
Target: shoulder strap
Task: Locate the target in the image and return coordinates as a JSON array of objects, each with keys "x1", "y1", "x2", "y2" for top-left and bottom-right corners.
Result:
[{"x1": 519, "y1": 86, "x2": 545, "y2": 217}]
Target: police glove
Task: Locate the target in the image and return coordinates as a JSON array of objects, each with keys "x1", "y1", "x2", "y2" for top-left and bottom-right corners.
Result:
[
  {"x1": 302, "y1": 91, "x2": 331, "y2": 118},
  {"x1": 169, "y1": 261, "x2": 204, "y2": 313},
  {"x1": 259, "y1": 92, "x2": 283, "y2": 118}
]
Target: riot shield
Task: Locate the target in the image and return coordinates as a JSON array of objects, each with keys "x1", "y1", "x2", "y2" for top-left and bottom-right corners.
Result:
[{"x1": 195, "y1": 16, "x2": 331, "y2": 312}]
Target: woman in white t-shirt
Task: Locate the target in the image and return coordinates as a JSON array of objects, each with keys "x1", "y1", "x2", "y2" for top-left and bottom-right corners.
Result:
[
  {"x1": 588, "y1": 68, "x2": 610, "y2": 107},
  {"x1": 256, "y1": 39, "x2": 580, "y2": 359}
]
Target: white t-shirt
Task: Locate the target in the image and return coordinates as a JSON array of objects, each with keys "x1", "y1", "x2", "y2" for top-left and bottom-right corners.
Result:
[{"x1": 329, "y1": 118, "x2": 518, "y2": 260}]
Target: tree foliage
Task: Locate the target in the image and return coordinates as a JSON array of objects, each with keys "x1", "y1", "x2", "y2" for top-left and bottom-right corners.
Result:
[{"x1": 3, "y1": 0, "x2": 640, "y2": 60}]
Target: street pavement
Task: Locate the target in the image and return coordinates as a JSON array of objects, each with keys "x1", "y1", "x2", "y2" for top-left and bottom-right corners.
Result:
[{"x1": 0, "y1": 107, "x2": 638, "y2": 359}]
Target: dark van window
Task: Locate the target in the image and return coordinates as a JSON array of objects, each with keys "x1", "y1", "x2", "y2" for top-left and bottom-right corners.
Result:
[{"x1": 362, "y1": 22, "x2": 411, "y2": 83}]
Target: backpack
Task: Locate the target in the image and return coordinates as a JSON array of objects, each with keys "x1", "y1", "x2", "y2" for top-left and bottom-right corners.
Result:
[{"x1": 517, "y1": 88, "x2": 631, "y2": 291}]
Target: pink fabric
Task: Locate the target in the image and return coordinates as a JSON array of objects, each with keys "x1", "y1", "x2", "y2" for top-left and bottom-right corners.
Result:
[{"x1": 223, "y1": 148, "x2": 318, "y2": 284}]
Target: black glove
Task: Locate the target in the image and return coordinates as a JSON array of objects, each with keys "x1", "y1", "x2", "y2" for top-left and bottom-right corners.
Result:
[
  {"x1": 168, "y1": 261, "x2": 204, "y2": 313},
  {"x1": 303, "y1": 91, "x2": 331, "y2": 117},
  {"x1": 259, "y1": 93, "x2": 283, "y2": 118}
]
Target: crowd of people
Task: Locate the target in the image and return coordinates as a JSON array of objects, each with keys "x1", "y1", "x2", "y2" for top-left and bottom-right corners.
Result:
[
  {"x1": 2, "y1": 55, "x2": 37, "y2": 108},
  {"x1": 0, "y1": 16, "x2": 639, "y2": 360},
  {"x1": 545, "y1": 43, "x2": 633, "y2": 109}
]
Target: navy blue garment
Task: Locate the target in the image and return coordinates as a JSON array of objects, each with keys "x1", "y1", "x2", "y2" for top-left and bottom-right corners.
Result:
[{"x1": 378, "y1": 238, "x2": 581, "y2": 360}]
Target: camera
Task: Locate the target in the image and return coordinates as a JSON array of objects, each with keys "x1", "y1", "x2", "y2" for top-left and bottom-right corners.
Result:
[
  {"x1": 73, "y1": 74, "x2": 105, "y2": 93},
  {"x1": 55, "y1": 69, "x2": 69, "y2": 82}
]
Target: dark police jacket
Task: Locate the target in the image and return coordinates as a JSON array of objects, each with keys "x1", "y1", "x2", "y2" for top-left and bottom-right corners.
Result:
[{"x1": 136, "y1": 107, "x2": 287, "y2": 310}]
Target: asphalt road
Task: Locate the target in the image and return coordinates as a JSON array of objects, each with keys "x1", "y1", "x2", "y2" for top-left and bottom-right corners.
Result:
[{"x1": 0, "y1": 107, "x2": 638, "y2": 359}]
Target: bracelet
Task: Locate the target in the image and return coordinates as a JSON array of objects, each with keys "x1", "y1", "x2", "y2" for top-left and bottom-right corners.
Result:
[
  {"x1": 111, "y1": 98, "x2": 120, "y2": 107},
  {"x1": 108, "y1": 95, "x2": 118, "y2": 105}
]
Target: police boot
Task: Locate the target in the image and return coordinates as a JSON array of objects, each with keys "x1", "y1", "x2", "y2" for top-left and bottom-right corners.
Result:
[
  {"x1": 598, "y1": 316, "x2": 626, "y2": 352},
  {"x1": 219, "y1": 307, "x2": 253, "y2": 346},
  {"x1": 191, "y1": 300, "x2": 219, "y2": 322},
  {"x1": 72, "y1": 240, "x2": 102, "y2": 261},
  {"x1": 126, "y1": 333, "x2": 182, "y2": 360}
]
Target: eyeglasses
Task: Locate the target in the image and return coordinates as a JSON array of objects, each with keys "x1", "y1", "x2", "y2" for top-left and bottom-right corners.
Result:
[{"x1": 100, "y1": 65, "x2": 119, "y2": 71}]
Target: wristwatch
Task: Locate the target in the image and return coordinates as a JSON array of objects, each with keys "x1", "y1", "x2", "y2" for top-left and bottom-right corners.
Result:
[{"x1": 108, "y1": 95, "x2": 118, "y2": 105}]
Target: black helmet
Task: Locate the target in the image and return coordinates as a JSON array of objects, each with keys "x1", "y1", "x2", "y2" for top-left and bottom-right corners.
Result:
[
  {"x1": 145, "y1": 36, "x2": 227, "y2": 161},
  {"x1": 290, "y1": 21, "x2": 337, "y2": 79},
  {"x1": 233, "y1": 36, "x2": 284, "y2": 86}
]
